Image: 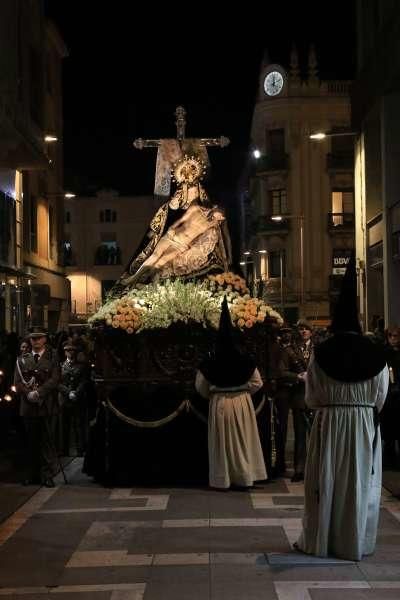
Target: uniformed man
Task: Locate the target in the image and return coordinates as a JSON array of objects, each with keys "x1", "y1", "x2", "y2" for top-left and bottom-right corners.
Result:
[
  {"x1": 270, "y1": 325, "x2": 294, "y2": 477},
  {"x1": 14, "y1": 327, "x2": 60, "y2": 487},
  {"x1": 278, "y1": 320, "x2": 314, "y2": 482},
  {"x1": 59, "y1": 341, "x2": 88, "y2": 456}
]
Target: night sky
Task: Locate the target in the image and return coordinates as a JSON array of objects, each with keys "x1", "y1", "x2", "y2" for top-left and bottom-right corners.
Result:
[{"x1": 45, "y1": 2, "x2": 356, "y2": 199}]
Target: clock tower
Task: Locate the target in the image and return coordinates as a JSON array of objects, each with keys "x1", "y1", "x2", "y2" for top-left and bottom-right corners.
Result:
[{"x1": 246, "y1": 45, "x2": 355, "y2": 324}]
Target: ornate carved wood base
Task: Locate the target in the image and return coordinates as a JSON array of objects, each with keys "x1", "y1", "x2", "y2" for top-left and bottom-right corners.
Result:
[{"x1": 85, "y1": 322, "x2": 272, "y2": 485}]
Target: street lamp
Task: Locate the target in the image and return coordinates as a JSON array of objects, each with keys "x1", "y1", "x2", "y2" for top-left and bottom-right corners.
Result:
[
  {"x1": 252, "y1": 148, "x2": 261, "y2": 159},
  {"x1": 44, "y1": 135, "x2": 58, "y2": 143},
  {"x1": 271, "y1": 214, "x2": 305, "y2": 310},
  {"x1": 309, "y1": 130, "x2": 357, "y2": 140},
  {"x1": 46, "y1": 191, "x2": 76, "y2": 199}
]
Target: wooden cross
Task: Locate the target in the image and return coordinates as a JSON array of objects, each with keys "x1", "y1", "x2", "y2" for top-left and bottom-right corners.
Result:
[{"x1": 133, "y1": 106, "x2": 230, "y2": 149}]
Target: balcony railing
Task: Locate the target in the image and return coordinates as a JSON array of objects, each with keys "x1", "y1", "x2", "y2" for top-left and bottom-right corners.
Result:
[
  {"x1": 393, "y1": 231, "x2": 400, "y2": 261},
  {"x1": 254, "y1": 215, "x2": 291, "y2": 235},
  {"x1": 323, "y1": 81, "x2": 352, "y2": 96},
  {"x1": 94, "y1": 244, "x2": 122, "y2": 266},
  {"x1": 255, "y1": 154, "x2": 289, "y2": 174},
  {"x1": 326, "y1": 153, "x2": 354, "y2": 171},
  {"x1": 368, "y1": 241, "x2": 383, "y2": 269},
  {"x1": 327, "y1": 212, "x2": 355, "y2": 232}
]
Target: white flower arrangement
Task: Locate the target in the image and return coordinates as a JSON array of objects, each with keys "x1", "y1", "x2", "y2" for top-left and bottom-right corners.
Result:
[{"x1": 89, "y1": 273, "x2": 283, "y2": 334}]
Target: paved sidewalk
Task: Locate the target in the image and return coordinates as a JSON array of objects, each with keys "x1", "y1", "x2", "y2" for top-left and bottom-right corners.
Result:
[{"x1": 1, "y1": 459, "x2": 400, "y2": 599}]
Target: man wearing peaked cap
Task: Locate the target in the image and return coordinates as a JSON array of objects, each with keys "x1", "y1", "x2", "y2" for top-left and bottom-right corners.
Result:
[
  {"x1": 15, "y1": 325, "x2": 60, "y2": 487},
  {"x1": 296, "y1": 319, "x2": 313, "y2": 331},
  {"x1": 59, "y1": 341, "x2": 88, "y2": 456},
  {"x1": 276, "y1": 318, "x2": 314, "y2": 482},
  {"x1": 28, "y1": 326, "x2": 48, "y2": 338},
  {"x1": 296, "y1": 251, "x2": 389, "y2": 561}
]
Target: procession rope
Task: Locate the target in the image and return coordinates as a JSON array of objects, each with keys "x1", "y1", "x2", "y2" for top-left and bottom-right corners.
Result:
[
  {"x1": 187, "y1": 400, "x2": 208, "y2": 424},
  {"x1": 106, "y1": 394, "x2": 266, "y2": 428},
  {"x1": 254, "y1": 395, "x2": 266, "y2": 416},
  {"x1": 106, "y1": 397, "x2": 189, "y2": 428}
]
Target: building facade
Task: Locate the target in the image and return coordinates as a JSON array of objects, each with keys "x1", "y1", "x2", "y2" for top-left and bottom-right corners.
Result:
[
  {"x1": 64, "y1": 189, "x2": 160, "y2": 318},
  {"x1": 246, "y1": 48, "x2": 354, "y2": 325},
  {"x1": 353, "y1": 1, "x2": 400, "y2": 330},
  {"x1": 0, "y1": 1, "x2": 69, "y2": 334}
]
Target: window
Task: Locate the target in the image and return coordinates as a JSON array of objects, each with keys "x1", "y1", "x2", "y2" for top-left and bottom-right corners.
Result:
[
  {"x1": 23, "y1": 173, "x2": 30, "y2": 248},
  {"x1": 266, "y1": 128, "x2": 285, "y2": 157},
  {"x1": 94, "y1": 240, "x2": 121, "y2": 265},
  {"x1": 62, "y1": 241, "x2": 73, "y2": 266},
  {"x1": 101, "y1": 280, "x2": 116, "y2": 302},
  {"x1": 38, "y1": 175, "x2": 47, "y2": 197},
  {"x1": 331, "y1": 190, "x2": 354, "y2": 225},
  {"x1": 30, "y1": 195, "x2": 38, "y2": 253},
  {"x1": 269, "y1": 250, "x2": 286, "y2": 278},
  {"x1": 46, "y1": 52, "x2": 53, "y2": 95},
  {"x1": 368, "y1": 241, "x2": 383, "y2": 269},
  {"x1": 269, "y1": 189, "x2": 287, "y2": 215},
  {"x1": 49, "y1": 205, "x2": 54, "y2": 259},
  {"x1": 29, "y1": 46, "x2": 43, "y2": 127},
  {"x1": 392, "y1": 231, "x2": 400, "y2": 261},
  {"x1": 0, "y1": 191, "x2": 16, "y2": 264},
  {"x1": 331, "y1": 135, "x2": 354, "y2": 156},
  {"x1": 65, "y1": 211, "x2": 71, "y2": 224},
  {"x1": 99, "y1": 209, "x2": 117, "y2": 223}
]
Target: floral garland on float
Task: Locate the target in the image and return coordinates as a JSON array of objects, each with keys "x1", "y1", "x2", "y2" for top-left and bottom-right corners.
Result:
[{"x1": 89, "y1": 272, "x2": 283, "y2": 334}]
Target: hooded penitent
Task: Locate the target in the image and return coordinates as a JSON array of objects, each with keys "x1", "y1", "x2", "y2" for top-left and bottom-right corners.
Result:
[
  {"x1": 199, "y1": 296, "x2": 256, "y2": 387},
  {"x1": 314, "y1": 252, "x2": 386, "y2": 382}
]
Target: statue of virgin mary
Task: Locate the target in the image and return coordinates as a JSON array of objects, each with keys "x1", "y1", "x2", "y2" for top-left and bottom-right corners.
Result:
[{"x1": 111, "y1": 154, "x2": 232, "y2": 294}]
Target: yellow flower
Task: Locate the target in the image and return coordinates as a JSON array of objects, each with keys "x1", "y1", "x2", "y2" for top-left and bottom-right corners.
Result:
[{"x1": 237, "y1": 318, "x2": 245, "y2": 328}]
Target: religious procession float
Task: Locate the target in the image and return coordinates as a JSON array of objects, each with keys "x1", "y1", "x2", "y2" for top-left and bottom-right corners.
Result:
[{"x1": 86, "y1": 107, "x2": 283, "y2": 485}]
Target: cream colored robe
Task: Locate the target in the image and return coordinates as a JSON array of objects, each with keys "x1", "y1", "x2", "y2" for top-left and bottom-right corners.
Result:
[
  {"x1": 195, "y1": 368, "x2": 267, "y2": 489},
  {"x1": 297, "y1": 357, "x2": 389, "y2": 560}
]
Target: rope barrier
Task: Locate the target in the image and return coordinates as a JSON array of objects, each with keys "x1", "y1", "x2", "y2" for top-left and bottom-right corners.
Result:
[
  {"x1": 106, "y1": 397, "x2": 189, "y2": 428},
  {"x1": 106, "y1": 394, "x2": 267, "y2": 428}
]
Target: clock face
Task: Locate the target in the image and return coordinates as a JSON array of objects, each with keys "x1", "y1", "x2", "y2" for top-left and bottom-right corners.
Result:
[{"x1": 264, "y1": 71, "x2": 284, "y2": 96}]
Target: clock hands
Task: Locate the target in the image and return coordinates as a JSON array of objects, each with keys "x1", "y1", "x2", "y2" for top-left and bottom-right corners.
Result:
[{"x1": 265, "y1": 72, "x2": 283, "y2": 96}]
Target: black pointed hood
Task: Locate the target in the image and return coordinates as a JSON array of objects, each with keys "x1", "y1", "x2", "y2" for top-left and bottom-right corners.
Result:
[
  {"x1": 330, "y1": 251, "x2": 362, "y2": 335},
  {"x1": 216, "y1": 296, "x2": 235, "y2": 354},
  {"x1": 199, "y1": 297, "x2": 256, "y2": 387},
  {"x1": 314, "y1": 253, "x2": 386, "y2": 382}
]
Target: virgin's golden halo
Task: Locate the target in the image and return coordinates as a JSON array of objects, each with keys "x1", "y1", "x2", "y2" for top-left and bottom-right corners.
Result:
[{"x1": 172, "y1": 155, "x2": 207, "y2": 184}]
